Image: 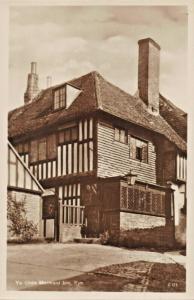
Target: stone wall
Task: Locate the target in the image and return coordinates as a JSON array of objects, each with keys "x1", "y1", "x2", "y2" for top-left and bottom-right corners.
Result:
[{"x1": 7, "y1": 190, "x2": 43, "y2": 240}]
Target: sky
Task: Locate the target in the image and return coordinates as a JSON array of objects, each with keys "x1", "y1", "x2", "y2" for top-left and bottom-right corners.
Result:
[{"x1": 9, "y1": 5, "x2": 188, "y2": 111}]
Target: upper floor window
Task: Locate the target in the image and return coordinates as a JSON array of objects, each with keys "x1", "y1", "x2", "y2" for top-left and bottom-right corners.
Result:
[
  {"x1": 15, "y1": 142, "x2": 29, "y2": 154},
  {"x1": 177, "y1": 154, "x2": 186, "y2": 181},
  {"x1": 54, "y1": 87, "x2": 66, "y2": 110},
  {"x1": 58, "y1": 126, "x2": 78, "y2": 145},
  {"x1": 129, "y1": 136, "x2": 148, "y2": 163},
  {"x1": 114, "y1": 127, "x2": 128, "y2": 144},
  {"x1": 30, "y1": 134, "x2": 57, "y2": 163}
]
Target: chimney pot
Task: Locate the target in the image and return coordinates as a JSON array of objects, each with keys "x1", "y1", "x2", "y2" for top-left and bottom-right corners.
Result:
[{"x1": 31, "y1": 62, "x2": 37, "y2": 74}]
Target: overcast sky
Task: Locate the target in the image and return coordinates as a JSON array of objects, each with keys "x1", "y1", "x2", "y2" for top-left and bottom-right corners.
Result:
[{"x1": 9, "y1": 5, "x2": 188, "y2": 111}]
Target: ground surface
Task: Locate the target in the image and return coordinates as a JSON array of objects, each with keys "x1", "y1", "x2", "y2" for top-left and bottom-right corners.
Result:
[{"x1": 7, "y1": 243, "x2": 186, "y2": 292}]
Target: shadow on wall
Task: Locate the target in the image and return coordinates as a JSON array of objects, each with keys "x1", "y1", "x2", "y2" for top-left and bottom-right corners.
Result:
[{"x1": 108, "y1": 226, "x2": 175, "y2": 250}]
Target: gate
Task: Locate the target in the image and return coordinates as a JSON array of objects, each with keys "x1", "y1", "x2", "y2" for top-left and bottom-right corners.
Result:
[{"x1": 59, "y1": 200, "x2": 85, "y2": 242}]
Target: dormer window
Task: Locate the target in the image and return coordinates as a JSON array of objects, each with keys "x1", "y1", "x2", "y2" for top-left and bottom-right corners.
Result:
[
  {"x1": 54, "y1": 87, "x2": 66, "y2": 110},
  {"x1": 53, "y1": 84, "x2": 81, "y2": 110}
]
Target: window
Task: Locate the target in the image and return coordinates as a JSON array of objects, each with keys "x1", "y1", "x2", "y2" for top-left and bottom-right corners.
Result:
[
  {"x1": 114, "y1": 127, "x2": 128, "y2": 143},
  {"x1": 38, "y1": 139, "x2": 47, "y2": 161},
  {"x1": 30, "y1": 134, "x2": 57, "y2": 163},
  {"x1": 120, "y1": 185, "x2": 166, "y2": 216},
  {"x1": 58, "y1": 126, "x2": 78, "y2": 145},
  {"x1": 129, "y1": 136, "x2": 148, "y2": 163},
  {"x1": 177, "y1": 154, "x2": 186, "y2": 181},
  {"x1": 30, "y1": 140, "x2": 38, "y2": 163},
  {"x1": 47, "y1": 134, "x2": 57, "y2": 159},
  {"x1": 54, "y1": 86, "x2": 66, "y2": 110},
  {"x1": 15, "y1": 142, "x2": 29, "y2": 154}
]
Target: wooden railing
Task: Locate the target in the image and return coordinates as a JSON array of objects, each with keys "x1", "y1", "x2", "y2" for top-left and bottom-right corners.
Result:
[
  {"x1": 61, "y1": 204, "x2": 85, "y2": 225},
  {"x1": 120, "y1": 185, "x2": 166, "y2": 217}
]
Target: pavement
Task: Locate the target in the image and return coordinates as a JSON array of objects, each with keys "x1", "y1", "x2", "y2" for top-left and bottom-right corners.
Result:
[
  {"x1": 164, "y1": 250, "x2": 186, "y2": 267},
  {"x1": 7, "y1": 243, "x2": 186, "y2": 291}
]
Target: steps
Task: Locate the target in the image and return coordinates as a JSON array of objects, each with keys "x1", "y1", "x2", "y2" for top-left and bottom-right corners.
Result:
[{"x1": 74, "y1": 238, "x2": 101, "y2": 244}]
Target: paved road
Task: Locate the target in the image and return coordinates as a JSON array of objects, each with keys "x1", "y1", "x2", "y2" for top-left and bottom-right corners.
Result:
[{"x1": 7, "y1": 243, "x2": 180, "y2": 291}]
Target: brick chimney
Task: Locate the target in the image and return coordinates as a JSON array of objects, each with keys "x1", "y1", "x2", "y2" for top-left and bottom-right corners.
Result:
[
  {"x1": 138, "y1": 38, "x2": 160, "y2": 115},
  {"x1": 24, "y1": 62, "x2": 39, "y2": 104}
]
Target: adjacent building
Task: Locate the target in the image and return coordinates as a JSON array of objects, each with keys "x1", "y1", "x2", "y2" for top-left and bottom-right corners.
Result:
[{"x1": 8, "y1": 38, "x2": 187, "y2": 247}]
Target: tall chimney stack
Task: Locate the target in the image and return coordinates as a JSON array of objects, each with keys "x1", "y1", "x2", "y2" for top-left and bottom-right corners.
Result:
[
  {"x1": 24, "y1": 62, "x2": 39, "y2": 105},
  {"x1": 138, "y1": 38, "x2": 160, "y2": 115}
]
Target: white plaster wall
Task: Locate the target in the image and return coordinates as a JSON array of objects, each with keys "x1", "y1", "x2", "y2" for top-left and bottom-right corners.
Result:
[
  {"x1": 171, "y1": 183, "x2": 186, "y2": 246},
  {"x1": 8, "y1": 190, "x2": 43, "y2": 239}
]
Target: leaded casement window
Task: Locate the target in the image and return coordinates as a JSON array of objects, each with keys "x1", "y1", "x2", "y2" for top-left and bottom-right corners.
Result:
[
  {"x1": 114, "y1": 127, "x2": 128, "y2": 144},
  {"x1": 54, "y1": 86, "x2": 66, "y2": 110},
  {"x1": 15, "y1": 142, "x2": 29, "y2": 154},
  {"x1": 30, "y1": 134, "x2": 57, "y2": 163},
  {"x1": 58, "y1": 126, "x2": 78, "y2": 145},
  {"x1": 120, "y1": 185, "x2": 166, "y2": 216},
  {"x1": 176, "y1": 153, "x2": 187, "y2": 181},
  {"x1": 53, "y1": 84, "x2": 81, "y2": 111},
  {"x1": 129, "y1": 136, "x2": 148, "y2": 163}
]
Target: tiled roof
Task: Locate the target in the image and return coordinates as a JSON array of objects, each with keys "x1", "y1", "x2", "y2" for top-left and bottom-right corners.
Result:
[
  {"x1": 8, "y1": 71, "x2": 186, "y2": 152},
  {"x1": 159, "y1": 94, "x2": 187, "y2": 141}
]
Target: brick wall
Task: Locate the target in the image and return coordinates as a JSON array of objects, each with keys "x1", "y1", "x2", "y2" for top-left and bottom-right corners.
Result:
[
  {"x1": 7, "y1": 190, "x2": 43, "y2": 240},
  {"x1": 138, "y1": 39, "x2": 160, "y2": 113},
  {"x1": 97, "y1": 122, "x2": 157, "y2": 184},
  {"x1": 107, "y1": 211, "x2": 174, "y2": 248},
  {"x1": 118, "y1": 212, "x2": 174, "y2": 248},
  {"x1": 120, "y1": 211, "x2": 165, "y2": 229}
]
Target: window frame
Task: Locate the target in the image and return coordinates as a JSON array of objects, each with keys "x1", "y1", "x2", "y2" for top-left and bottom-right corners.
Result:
[
  {"x1": 129, "y1": 135, "x2": 148, "y2": 163},
  {"x1": 57, "y1": 125, "x2": 79, "y2": 145},
  {"x1": 53, "y1": 85, "x2": 66, "y2": 110},
  {"x1": 176, "y1": 153, "x2": 187, "y2": 181},
  {"x1": 114, "y1": 126, "x2": 128, "y2": 144},
  {"x1": 30, "y1": 134, "x2": 57, "y2": 164}
]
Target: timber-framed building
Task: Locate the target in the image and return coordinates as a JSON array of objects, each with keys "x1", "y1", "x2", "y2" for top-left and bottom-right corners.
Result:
[{"x1": 8, "y1": 38, "x2": 187, "y2": 247}]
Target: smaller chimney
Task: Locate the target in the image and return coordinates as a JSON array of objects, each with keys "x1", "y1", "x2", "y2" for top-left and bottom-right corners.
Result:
[
  {"x1": 24, "y1": 62, "x2": 39, "y2": 105},
  {"x1": 46, "y1": 76, "x2": 52, "y2": 88},
  {"x1": 138, "y1": 38, "x2": 160, "y2": 115},
  {"x1": 31, "y1": 62, "x2": 37, "y2": 74}
]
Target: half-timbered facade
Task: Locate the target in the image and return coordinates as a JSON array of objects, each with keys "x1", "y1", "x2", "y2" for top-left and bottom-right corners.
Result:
[
  {"x1": 7, "y1": 142, "x2": 44, "y2": 240},
  {"x1": 8, "y1": 38, "x2": 187, "y2": 247}
]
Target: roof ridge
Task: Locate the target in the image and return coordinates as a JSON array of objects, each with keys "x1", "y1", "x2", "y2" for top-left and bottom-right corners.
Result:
[{"x1": 159, "y1": 93, "x2": 186, "y2": 116}]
